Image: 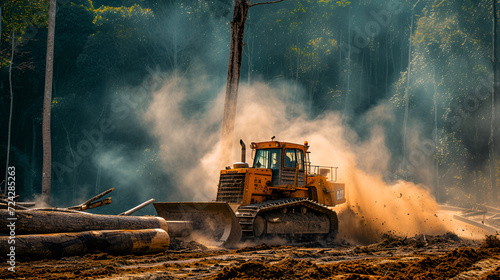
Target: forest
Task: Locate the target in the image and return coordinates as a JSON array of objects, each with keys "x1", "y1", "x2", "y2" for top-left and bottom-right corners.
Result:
[{"x1": 0, "y1": 0, "x2": 499, "y2": 213}]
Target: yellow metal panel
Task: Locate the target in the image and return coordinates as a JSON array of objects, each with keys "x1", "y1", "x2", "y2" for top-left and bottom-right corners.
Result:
[{"x1": 250, "y1": 141, "x2": 309, "y2": 152}]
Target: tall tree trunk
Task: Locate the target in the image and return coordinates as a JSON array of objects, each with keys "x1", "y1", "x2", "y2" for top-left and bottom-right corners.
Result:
[
  {"x1": 474, "y1": 115, "x2": 481, "y2": 203},
  {"x1": 220, "y1": 0, "x2": 250, "y2": 166},
  {"x1": 490, "y1": 0, "x2": 498, "y2": 205},
  {"x1": 402, "y1": 10, "x2": 414, "y2": 174},
  {"x1": 220, "y1": 0, "x2": 283, "y2": 165},
  {"x1": 385, "y1": 31, "x2": 389, "y2": 98},
  {"x1": 246, "y1": 27, "x2": 253, "y2": 85},
  {"x1": 42, "y1": 0, "x2": 57, "y2": 204},
  {"x1": 4, "y1": 29, "x2": 14, "y2": 195},
  {"x1": 433, "y1": 66, "x2": 440, "y2": 202},
  {"x1": 342, "y1": 7, "x2": 351, "y2": 120},
  {"x1": 29, "y1": 119, "x2": 36, "y2": 197}
]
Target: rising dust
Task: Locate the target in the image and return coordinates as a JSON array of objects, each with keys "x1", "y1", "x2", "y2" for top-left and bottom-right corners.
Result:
[{"x1": 145, "y1": 75, "x2": 452, "y2": 244}]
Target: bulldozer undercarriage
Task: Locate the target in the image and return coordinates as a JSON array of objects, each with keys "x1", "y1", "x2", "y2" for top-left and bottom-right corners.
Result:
[
  {"x1": 154, "y1": 198, "x2": 338, "y2": 247},
  {"x1": 237, "y1": 198, "x2": 338, "y2": 243}
]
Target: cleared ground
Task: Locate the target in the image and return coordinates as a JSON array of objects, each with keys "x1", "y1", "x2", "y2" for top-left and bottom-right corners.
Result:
[{"x1": 1, "y1": 233, "x2": 499, "y2": 280}]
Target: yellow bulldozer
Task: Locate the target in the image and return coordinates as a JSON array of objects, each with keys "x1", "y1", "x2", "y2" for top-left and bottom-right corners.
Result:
[{"x1": 154, "y1": 139, "x2": 346, "y2": 247}]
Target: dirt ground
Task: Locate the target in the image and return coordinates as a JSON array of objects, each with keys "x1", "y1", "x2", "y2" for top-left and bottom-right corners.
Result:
[{"x1": 1, "y1": 233, "x2": 499, "y2": 280}]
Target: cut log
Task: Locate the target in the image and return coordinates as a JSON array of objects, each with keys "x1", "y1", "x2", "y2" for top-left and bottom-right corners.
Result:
[
  {"x1": 0, "y1": 209, "x2": 168, "y2": 235},
  {"x1": 166, "y1": 221, "x2": 193, "y2": 237},
  {"x1": 0, "y1": 229, "x2": 169, "y2": 259}
]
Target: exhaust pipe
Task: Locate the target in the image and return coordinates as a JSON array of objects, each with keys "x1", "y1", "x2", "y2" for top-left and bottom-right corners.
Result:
[{"x1": 240, "y1": 139, "x2": 246, "y2": 163}]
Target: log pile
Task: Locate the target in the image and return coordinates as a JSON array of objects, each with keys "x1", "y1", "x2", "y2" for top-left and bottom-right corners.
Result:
[{"x1": 0, "y1": 188, "x2": 170, "y2": 259}]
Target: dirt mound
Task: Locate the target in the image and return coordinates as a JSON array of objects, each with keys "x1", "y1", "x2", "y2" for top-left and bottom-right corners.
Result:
[
  {"x1": 480, "y1": 266, "x2": 500, "y2": 280},
  {"x1": 168, "y1": 238, "x2": 208, "y2": 251},
  {"x1": 209, "y1": 258, "x2": 318, "y2": 280},
  {"x1": 235, "y1": 243, "x2": 273, "y2": 253},
  {"x1": 208, "y1": 235, "x2": 495, "y2": 280},
  {"x1": 481, "y1": 235, "x2": 500, "y2": 249},
  {"x1": 209, "y1": 246, "x2": 496, "y2": 280},
  {"x1": 1, "y1": 233, "x2": 496, "y2": 279}
]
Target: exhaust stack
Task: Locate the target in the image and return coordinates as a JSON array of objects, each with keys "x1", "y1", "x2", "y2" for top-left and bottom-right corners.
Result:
[{"x1": 240, "y1": 139, "x2": 246, "y2": 163}]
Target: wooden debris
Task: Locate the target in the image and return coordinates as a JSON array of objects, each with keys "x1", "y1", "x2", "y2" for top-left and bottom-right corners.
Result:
[
  {"x1": 0, "y1": 229, "x2": 169, "y2": 259},
  {"x1": 0, "y1": 188, "x2": 171, "y2": 259},
  {"x1": 451, "y1": 204, "x2": 500, "y2": 233},
  {"x1": 66, "y1": 188, "x2": 114, "y2": 211},
  {"x1": 32, "y1": 188, "x2": 114, "y2": 212},
  {"x1": 0, "y1": 201, "x2": 34, "y2": 209},
  {"x1": 0, "y1": 209, "x2": 169, "y2": 235},
  {"x1": 453, "y1": 215, "x2": 499, "y2": 234},
  {"x1": 119, "y1": 198, "x2": 155, "y2": 216},
  {"x1": 485, "y1": 206, "x2": 500, "y2": 214}
]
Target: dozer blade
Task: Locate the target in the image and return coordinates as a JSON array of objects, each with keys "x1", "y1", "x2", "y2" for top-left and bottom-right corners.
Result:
[{"x1": 153, "y1": 202, "x2": 242, "y2": 248}]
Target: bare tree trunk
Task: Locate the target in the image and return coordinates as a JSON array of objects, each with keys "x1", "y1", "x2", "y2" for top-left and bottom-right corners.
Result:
[
  {"x1": 342, "y1": 7, "x2": 351, "y2": 120},
  {"x1": 433, "y1": 66, "x2": 440, "y2": 203},
  {"x1": 402, "y1": 10, "x2": 414, "y2": 174},
  {"x1": 29, "y1": 119, "x2": 36, "y2": 196},
  {"x1": 4, "y1": 29, "x2": 14, "y2": 195},
  {"x1": 490, "y1": 0, "x2": 498, "y2": 205},
  {"x1": 474, "y1": 113, "x2": 482, "y2": 203},
  {"x1": 42, "y1": 0, "x2": 57, "y2": 204},
  {"x1": 220, "y1": 0, "x2": 283, "y2": 165},
  {"x1": 220, "y1": 0, "x2": 250, "y2": 166},
  {"x1": 385, "y1": 31, "x2": 389, "y2": 98}
]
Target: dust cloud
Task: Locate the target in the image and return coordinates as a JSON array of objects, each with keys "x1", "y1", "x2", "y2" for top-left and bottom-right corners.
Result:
[
  {"x1": 144, "y1": 73, "x2": 449, "y2": 244},
  {"x1": 143, "y1": 74, "x2": 225, "y2": 201}
]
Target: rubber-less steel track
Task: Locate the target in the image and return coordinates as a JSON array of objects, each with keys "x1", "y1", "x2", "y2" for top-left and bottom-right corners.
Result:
[{"x1": 235, "y1": 198, "x2": 338, "y2": 241}]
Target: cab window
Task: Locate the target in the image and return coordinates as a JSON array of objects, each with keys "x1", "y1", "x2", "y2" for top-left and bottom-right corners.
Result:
[
  {"x1": 285, "y1": 149, "x2": 304, "y2": 170},
  {"x1": 253, "y1": 149, "x2": 281, "y2": 169}
]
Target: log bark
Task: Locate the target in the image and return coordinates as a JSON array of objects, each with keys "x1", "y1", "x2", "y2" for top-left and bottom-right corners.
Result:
[
  {"x1": 4, "y1": 28, "x2": 14, "y2": 195},
  {"x1": 42, "y1": 0, "x2": 57, "y2": 204},
  {"x1": 0, "y1": 210, "x2": 168, "y2": 235},
  {"x1": 220, "y1": 0, "x2": 250, "y2": 166},
  {"x1": 220, "y1": 0, "x2": 284, "y2": 166},
  {"x1": 0, "y1": 229, "x2": 169, "y2": 259},
  {"x1": 491, "y1": 0, "x2": 498, "y2": 205}
]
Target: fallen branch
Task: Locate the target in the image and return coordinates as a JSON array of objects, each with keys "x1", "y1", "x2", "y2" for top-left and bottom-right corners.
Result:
[
  {"x1": 32, "y1": 187, "x2": 114, "y2": 212},
  {"x1": 0, "y1": 201, "x2": 30, "y2": 210},
  {"x1": 67, "y1": 187, "x2": 114, "y2": 211},
  {"x1": 250, "y1": 0, "x2": 284, "y2": 8},
  {"x1": 119, "y1": 198, "x2": 155, "y2": 216}
]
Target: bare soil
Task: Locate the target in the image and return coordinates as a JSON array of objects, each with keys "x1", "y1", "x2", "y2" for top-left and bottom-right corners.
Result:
[{"x1": 1, "y1": 234, "x2": 499, "y2": 280}]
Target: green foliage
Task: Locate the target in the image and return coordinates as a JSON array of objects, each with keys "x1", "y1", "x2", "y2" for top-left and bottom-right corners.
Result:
[
  {"x1": 0, "y1": 0, "x2": 49, "y2": 66},
  {"x1": 93, "y1": 4, "x2": 154, "y2": 39}
]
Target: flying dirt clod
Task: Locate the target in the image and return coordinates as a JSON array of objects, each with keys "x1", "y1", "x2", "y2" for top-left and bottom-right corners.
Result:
[{"x1": 154, "y1": 139, "x2": 346, "y2": 247}]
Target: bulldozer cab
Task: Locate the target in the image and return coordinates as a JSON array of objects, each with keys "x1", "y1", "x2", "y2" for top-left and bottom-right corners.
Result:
[
  {"x1": 253, "y1": 148, "x2": 281, "y2": 184},
  {"x1": 251, "y1": 141, "x2": 306, "y2": 187}
]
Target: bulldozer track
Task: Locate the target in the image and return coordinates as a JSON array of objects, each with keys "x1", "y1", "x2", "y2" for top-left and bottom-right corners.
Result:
[{"x1": 235, "y1": 198, "x2": 338, "y2": 241}]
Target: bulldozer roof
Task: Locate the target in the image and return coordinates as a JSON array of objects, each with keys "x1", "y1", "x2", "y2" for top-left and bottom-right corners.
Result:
[{"x1": 250, "y1": 141, "x2": 309, "y2": 152}]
